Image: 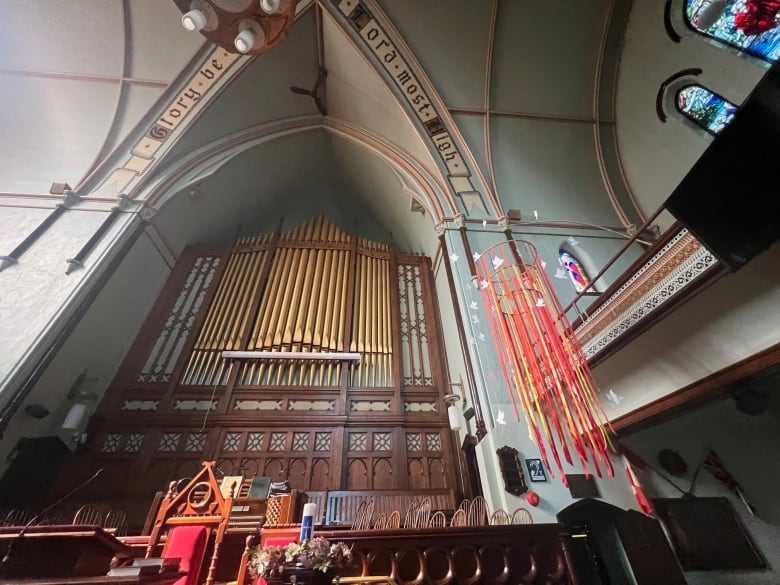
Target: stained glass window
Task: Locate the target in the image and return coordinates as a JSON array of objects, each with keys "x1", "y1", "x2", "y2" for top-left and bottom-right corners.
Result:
[
  {"x1": 676, "y1": 85, "x2": 738, "y2": 134},
  {"x1": 685, "y1": 0, "x2": 780, "y2": 62},
  {"x1": 559, "y1": 251, "x2": 590, "y2": 293}
]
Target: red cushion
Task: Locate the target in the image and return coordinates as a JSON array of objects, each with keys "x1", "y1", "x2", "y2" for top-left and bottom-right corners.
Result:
[{"x1": 165, "y1": 525, "x2": 209, "y2": 585}]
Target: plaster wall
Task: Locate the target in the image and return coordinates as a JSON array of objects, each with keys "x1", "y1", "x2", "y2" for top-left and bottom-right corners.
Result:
[
  {"x1": 594, "y1": 241, "x2": 780, "y2": 421},
  {"x1": 623, "y1": 396, "x2": 780, "y2": 584},
  {"x1": 0, "y1": 231, "x2": 170, "y2": 468},
  {"x1": 0, "y1": 207, "x2": 140, "y2": 400},
  {"x1": 616, "y1": 0, "x2": 767, "y2": 223}
]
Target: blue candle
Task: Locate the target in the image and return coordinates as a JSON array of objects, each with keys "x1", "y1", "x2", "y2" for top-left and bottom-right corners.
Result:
[{"x1": 300, "y1": 502, "x2": 316, "y2": 541}]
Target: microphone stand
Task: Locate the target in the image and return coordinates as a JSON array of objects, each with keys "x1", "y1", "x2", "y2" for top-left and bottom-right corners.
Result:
[{"x1": 0, "y1": 468, "x2": 103, "y2": 572}]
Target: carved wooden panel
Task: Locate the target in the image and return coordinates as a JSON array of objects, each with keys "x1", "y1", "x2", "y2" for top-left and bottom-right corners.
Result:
[{"x1": 63, "y1": 217, "x2": 459, "y2": 523}]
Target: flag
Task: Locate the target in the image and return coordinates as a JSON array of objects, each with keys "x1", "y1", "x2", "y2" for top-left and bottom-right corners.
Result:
[
  {"x1": 621, "y1": 452, "x2": 654, "y2": 515},
  {"x1": 704, "y1": 450, "x2": 756, "y2": 515}
]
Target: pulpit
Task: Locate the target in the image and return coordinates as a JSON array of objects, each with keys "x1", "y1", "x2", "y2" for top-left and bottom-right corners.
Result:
[{"x1": 0, "y1": 524, "x2": 183, "y2": 584}]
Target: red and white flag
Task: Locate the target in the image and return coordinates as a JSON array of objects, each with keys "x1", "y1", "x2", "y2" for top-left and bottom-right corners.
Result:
[
  {"x1": 621, "y1": 449, "x2": 654, "y2": 516},
  {"x1": 704, "y1": 450, "x2": 756, "y2": 515}
]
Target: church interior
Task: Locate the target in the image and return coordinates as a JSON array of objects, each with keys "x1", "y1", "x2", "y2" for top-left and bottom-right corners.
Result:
[{"x1": 0, "y1": 1, "x2": 779, "y2": 584}]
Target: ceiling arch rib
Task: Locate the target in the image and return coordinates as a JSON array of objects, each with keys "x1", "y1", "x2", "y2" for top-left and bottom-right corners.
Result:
[
  {"x1": 319, "y1": 0, "x2": 501, "y2": 219},
  {"x1": 137, "y1": 115, "x2": 450, "y2": 222}
]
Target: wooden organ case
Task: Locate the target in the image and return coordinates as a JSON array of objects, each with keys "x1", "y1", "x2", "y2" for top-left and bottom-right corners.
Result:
[{"x1": 61, "y1": 217, "x2": 459, "y2": 529}]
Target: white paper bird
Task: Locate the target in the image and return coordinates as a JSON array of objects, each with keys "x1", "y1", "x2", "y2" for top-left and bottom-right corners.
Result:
[
  {"x1": 568, "y1": 236, "x2": 579, "y2": 246},
  {"x1": 533, "y1": 210, "x2": 538, "y2": 220},
  {"x1": 536, "y1": 298, "x2": 545, "y2": 308},
  {"x1": 492, "y1": 256, "x2": 504, "y2": 269},
  {"x1": 496, "y1": 410, "x2": 507, "y2": 425},
  {"x1": 554, "y1": 268, "x2": 568, "y2": 279},
  {"x1": 469, "y1": 301, "x2": 479, "y2": 310},
  {"x1": 540, "y1": 260, "x2": 546, "y2": 269},
  {"x1": 482, "y1": 219, "x2": 487, "y2": 227},
  {"x1": 449, "y1": 253, "x2": 459, "y2": 263},
  {"x1": 473, "y1": 252, "x2": 481, "y2": 261},
  {"x1": 605, "y1": 389, "x2": 623, "y2": 406},
  {"x1": 468, "y1": 336, "x2": 477, "y2": 345},
  {"x1": 478, "y1": 333, "x2": 486, "y2": 341},
  {"x1": 480, "y1": 279, "x2": 489, "y2": 289},
  {"x1": 471, "y1": 314, "x2": 479, "y2": 324}
]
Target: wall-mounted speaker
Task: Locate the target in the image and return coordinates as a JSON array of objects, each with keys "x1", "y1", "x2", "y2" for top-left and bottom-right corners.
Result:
[{"x1": 666, "y1": 61, "x2": 780, "y2": 271}]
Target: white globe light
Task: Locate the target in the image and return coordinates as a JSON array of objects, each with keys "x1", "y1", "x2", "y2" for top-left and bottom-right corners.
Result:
[
  {"x1": 234, "y1": 28, "x2": 256, "y2": 53},
  {"x1": 260, "y1": 0, "x2": 282, "y2": 14},
  {"x1": 182, "y1": 9, "x2": 208, "y2": 32}
]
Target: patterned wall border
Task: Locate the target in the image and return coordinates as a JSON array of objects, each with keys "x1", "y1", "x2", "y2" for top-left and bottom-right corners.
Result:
[
  {"x1": 576, "y1": 229, "x2": 718, "y2": 359},
  {"x1": 324, "y1": 0, "x2": 500, "y2": 218}
]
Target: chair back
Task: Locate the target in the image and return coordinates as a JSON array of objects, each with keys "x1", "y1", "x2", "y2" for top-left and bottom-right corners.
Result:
[
  {"x1": 73, "y1": 504, "x2": 107, "y2": 527},
  {"x1": 373, "y1": 513, "x2": 388, "y2": 530},
  {"x1": 428, "y1": 510, "x2": 446, "y2": 528},
  {"x1": 105, "y1": 509, "x2": 129, "y2": 535},
  {"x1": 403, "y1": 501, "x2": 419, "y2": 528},
  {"x1": 387, "y1": 510, "x2": 401, "y2": 529},
  {"x1": 490, "y1": 509, "x2": 511, "y2": 525},
  {"x1": 468, "y1": 496, "x2": 488, "y2": 526},
  {"x1": 450, "y1": 508, "x2": 467, "y2": 527},
  {"x1": 511, "y1": 507, "x2": 533, "y2": 525},
  {"x1": 415, "y1": 497, "x2": 432, "y2": 528}
]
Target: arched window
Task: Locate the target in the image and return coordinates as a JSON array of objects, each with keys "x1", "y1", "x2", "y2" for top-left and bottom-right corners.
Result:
[
  {"x1": 559, "y1": 251, "x2": 591, "y2": 294},
  {"x1": 684, "y1": 0, "x2": 780, "y2": 62},
  {"x1": 676, "y1": 85, "x2": 738, "y2": 134}
]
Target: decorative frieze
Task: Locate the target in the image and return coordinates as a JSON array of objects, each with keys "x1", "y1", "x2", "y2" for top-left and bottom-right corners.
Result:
[
  {"x1": 121, "y1": 400, "x2": 159, "y2": 411},
  {"x1": 404, "y1": 401, "x2": 437, "y2": 413},
  {"x1": 351, "y1": 400, "x2": 391, "y2": 412},
  {"x1": 288, "y1": 400, "x2": 335, "y2": 411},
  {"x1": 174, "y1": 399, "x2": 217, "y2": 411},
  {"x1": 234, "y1": 399, "x2": 283, "y2": 411}
]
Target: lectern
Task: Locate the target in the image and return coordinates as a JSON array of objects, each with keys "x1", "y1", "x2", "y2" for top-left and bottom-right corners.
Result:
[{"x1": 0, "y1": 525, "x2": 184, "y2": 584}]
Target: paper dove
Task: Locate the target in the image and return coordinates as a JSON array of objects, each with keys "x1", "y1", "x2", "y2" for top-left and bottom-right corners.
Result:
[
  {"x1": 471, "y1": 314, "x2": 479, "y2": 324},
  {"x1": 478, "y1": 333, "x2": 486, "y2": 341},
  {"x1": 535, "y1": 298, "x2": 545, "y2": 307},
  {"x1": 480, "y1": 279, "x2": 489, "y2": 289},
  {"x1": 492, "y1": 256, "x2": 504, "y2": 269},
  {"x1": 473, "y1": 252, "x2": 481, "y2": 261},
  {"x1": 554, "y1": 268, "x2": 568, "y2": 279},
  {"x1": 533, "y1": 210, "x2": 538, "y2": 220},
  {"x1": 540, "y1": 260, "x2": 546, "y2": 269},
  {"x1": 469, "y1": 301, "x2": 479, "y2": 310},
  {"x1": 482, "y1": 219, "x2": 487, "y2": 227},
  {"x1": 605, "y1": 389, "x2": 623, "y2": 406},
  {"x1": 449, "y1": 253, "x2": 459, "y2": 263},
  {"x1": 496, "y1": 410, "x2": 507, "y2": 425}
]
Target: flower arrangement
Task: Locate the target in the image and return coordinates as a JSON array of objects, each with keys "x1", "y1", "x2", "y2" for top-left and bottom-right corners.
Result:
[{"x1": 249, "y1": 537, "x2": 352, "y2": 579}]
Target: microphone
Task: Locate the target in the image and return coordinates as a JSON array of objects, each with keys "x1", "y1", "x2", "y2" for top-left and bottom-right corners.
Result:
[{"x1": 1, "y1": 468, "x2": 104, "y2": 570}]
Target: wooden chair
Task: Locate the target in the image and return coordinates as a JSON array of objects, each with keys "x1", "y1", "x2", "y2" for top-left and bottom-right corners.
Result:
[
  {"x1": 373, "y1": 513, "x2": 388, "y2": 530},
  {"x1": 450, "y1": 508, "x2": 467, "y2": 527},
  {"x1": 73, "y1": 504, "x2": 107, "y2": 527},
  {"x1": 387, "y1": 510, "x2": 401, "y2": 529},
  {"x1": 415, "y1": 497, "x2": 432, "y2": 529},
  {"x1": 468, "y1": 496, "x2": 488, "y2": 526},
  {"x1": 490, "y1": 509, "x2": 511, "y2": 525},
  {"x1": 511, "y1": 507, "x2": 533, "y2": 525},
  {"x1": 105, "y1": 509, "x2": 129, "y2": 536},
  {"x1": 428, "y1": 510, "x2": 446, "y2": 528},
  {"x1": 403, "y1": 501, "x2": 419, "y2": 528},
  {"x1": 352, "y1": 499, "x2": 375, "y2": 531},
  {"x1": 458, "y1": 499, "x2": 471, "y2": 514},
  {"x1": 2, "y1": 509, "x2": 32, "y2": 526}
]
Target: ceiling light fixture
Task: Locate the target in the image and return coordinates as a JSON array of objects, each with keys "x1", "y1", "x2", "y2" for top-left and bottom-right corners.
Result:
[
  {"x1": 172, "y1": 0, "x2": 296, "y2": 56},
  {"x1": 444, "y1": 394, "x2": 462, "y2": 431}
]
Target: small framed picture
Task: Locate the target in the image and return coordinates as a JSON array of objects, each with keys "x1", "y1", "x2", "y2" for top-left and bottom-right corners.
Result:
[{"x1": 526, "y1": 458, "x2": 547, "y2": 482}]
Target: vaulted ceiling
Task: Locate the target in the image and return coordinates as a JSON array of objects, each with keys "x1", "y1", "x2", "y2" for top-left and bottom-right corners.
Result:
[{"x1": 2, "y1": 0, "x2": 745, "y2": 251}]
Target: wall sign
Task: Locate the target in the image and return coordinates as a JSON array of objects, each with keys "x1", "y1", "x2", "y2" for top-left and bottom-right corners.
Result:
[{"x1": 526, "y1": 458, "x2": 547, "y2": 482}]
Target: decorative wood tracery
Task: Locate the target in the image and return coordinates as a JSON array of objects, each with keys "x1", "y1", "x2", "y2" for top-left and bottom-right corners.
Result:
[{"x1": 62, "y1": 217, "x2": 459, "y2": 529}]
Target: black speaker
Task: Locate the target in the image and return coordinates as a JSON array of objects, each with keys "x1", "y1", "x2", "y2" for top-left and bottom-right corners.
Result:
[
  {"x1": 665, "y1": 61, "x2": 780, "y2": 271},
  {"x1": 0, "y1": 436, "x2": 70, "y2": 507}
]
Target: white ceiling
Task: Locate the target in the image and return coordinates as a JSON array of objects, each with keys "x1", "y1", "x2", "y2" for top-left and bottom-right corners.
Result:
[{"x1": 0, "y1": 0, "x2": 204, "y2": 195}]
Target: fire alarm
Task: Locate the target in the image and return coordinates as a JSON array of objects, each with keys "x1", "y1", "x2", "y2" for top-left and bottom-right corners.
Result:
[{"x1": 526, "y1": 491, "x2": 540, "y2": 507}]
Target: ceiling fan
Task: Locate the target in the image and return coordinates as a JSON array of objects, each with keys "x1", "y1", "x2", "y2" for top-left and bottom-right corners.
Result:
[{"x1": 289, "y1": 67, "x2": 328, "y2": 116}]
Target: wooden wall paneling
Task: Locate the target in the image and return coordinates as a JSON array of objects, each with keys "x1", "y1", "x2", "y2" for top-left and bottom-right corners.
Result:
[
  {"x1": 158, "y1": 245, "x2": 234, "y2": 411},
  {"x1": 420, "y1": 255, "x2": 446, "y2": 393},
  {"x1": 97, "y1": 246, "x2": 216, "y2": 415},
  {"x1": 392, "y1": 426, "x2": 408, "y2": 490},
  {"x1": 389, "y1": 246, "x2": 403, "y2": 409}
]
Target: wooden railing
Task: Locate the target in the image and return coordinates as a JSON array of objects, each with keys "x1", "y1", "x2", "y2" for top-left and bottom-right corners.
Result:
[{"x1": 287, "y1": 489, "x2": 456, "y2": 527}]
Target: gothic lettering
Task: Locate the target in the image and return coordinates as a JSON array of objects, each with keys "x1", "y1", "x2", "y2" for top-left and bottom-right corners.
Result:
[{"x1": 200, "y1": 68, "x2": 215, "y2": 80}]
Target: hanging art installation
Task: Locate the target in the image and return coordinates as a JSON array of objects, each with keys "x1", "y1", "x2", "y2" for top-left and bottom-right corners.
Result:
[{"x1": 475, "y1": 241, "x2": 614, "y2": 486}]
